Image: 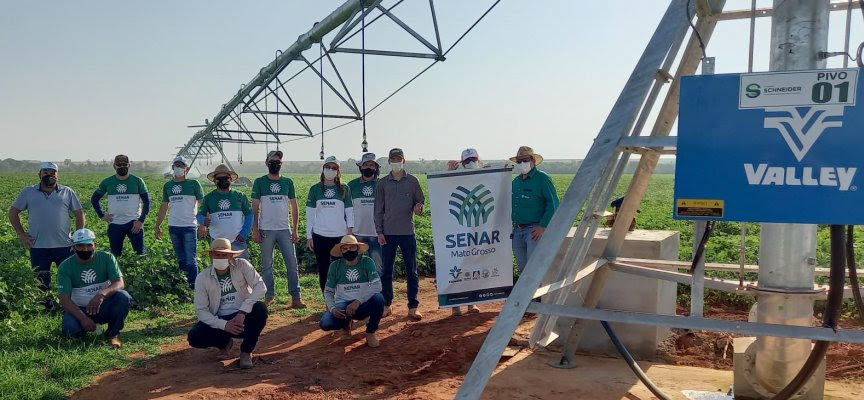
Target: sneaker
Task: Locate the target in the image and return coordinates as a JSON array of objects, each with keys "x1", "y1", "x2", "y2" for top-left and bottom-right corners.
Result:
[
  {"x1": 366, "y1": 332, "x2": 380, "y2": 348},
  {"x1": 107, "y1": 336, "x2": 123, "y2": 349},
  {"x1": 291, "y1": 297, "x2": 307, "y2": 309},
  {"x1": 383, "y1": 305, "x2": 392, "y2": 318},
  {"x1": 451, "y1": 307, "x2": 463, "y2": 316},
  {"x1": 467, "y1": 304, "x2": 481, "y2": 313},
  {"x1": 408, "y1": 308, "x2": 423, "y2": 321},
  {"x1": 238, "y1": 352, "x2": 254, "y2": 369}
]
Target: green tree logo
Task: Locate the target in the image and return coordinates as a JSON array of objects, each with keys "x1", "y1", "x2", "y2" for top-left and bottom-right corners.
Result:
[{"x1": 449, "y1": 184, "x2": 495, "y2": 227}]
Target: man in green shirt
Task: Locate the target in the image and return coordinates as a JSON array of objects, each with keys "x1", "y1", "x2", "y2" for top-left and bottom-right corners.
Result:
[
  {"x1": 197, "y1": 164, "x2": 254, "y2": 259},
  {"x1": 58, "y1": 228, "x2": 131, "y2": 348},
  {"x1": 509, "y1": 146, "x2": 559, "y2": 274}
]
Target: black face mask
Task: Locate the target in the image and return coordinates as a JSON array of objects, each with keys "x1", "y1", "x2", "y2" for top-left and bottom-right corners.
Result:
[
  {"x1": 116, "y1": 167, "x2": 129, "y2": 176},
  {"x1": 267, "y1": 162, "x2": 282, "y2": 174},
  {"x1": 216, "y1": 178, "x2": 231, "y2": 189},
  {"x1": 361, "y1": 167, "x2": 377, "y2": 178},
  {"x1": 342, "y1": 250, "x2": 359, "y2": 262},
  {"x1": 76, "y1": 250, "x2": 94, "y2": 260},
  {"x1": 41, "y1": 175, "x2": 57, "y2": 186}
]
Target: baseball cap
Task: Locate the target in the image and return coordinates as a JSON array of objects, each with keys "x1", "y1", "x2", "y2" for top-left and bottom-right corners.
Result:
[
  {"x1": 72, "y1": 228, "x2": 96, "y2": 245},
  {"x1": 114, "y1": 154, "x2": 129, "y2": 165},
  {"x1": 40, "y1": 161, "x2": 59, "y2": 171},
  {"x1": 356, "y1": 152, "x2": 378, "y2": 166},
  {"x1": 267, "y1": 150, "x2": 283, "y2": 160},
  {"x1": 388, "y1": 148, "x2": 404, "y2": 160},
  {"x1": 461, "y1": 148, "x2": 479, "y2": 162},
  {"x1": 173, "y1": 155, "x2": 190, "y2": 166},
  {"x1": 323, "y1": 155, "x2": 339, "y2": 165}
]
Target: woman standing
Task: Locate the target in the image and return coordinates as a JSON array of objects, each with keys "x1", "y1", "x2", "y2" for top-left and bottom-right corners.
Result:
[{"x1": 306, "y1": 156, "x2": 354, "y2": 292}]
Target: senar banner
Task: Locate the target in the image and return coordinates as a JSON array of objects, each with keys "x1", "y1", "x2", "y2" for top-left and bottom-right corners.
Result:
[{"x1": 428, "y1": 167, "x2": 513, "y2": 307}]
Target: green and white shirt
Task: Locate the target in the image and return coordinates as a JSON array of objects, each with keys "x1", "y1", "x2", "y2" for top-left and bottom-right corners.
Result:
[
  {"x1": 96, "y1": 175, "x2": 149, "y2": 224},
  {"x1": 323, "y1": 256, "x2": 382, "y2": 310},
  {"x1": 162, "y1": 179, "x2": 204, "y2": 227},
  {"x1": 217, "y1": 273, "x2": 240, "y2": 316},
  {"x1": 57, "y1": 251, "x2": 123, "y2": 307},
  {"x1": 347, "y1": 177, "x2": 377, "y2": 237},
  {"x1": 199, "y1": 189, "x2": 253, "y2": 240},
  {"x1": 305, "y1": 183, "x2": 354, "y2": 239},
  {"x1": 251, "y1": 175, "x2": 296, "y2": 231}
]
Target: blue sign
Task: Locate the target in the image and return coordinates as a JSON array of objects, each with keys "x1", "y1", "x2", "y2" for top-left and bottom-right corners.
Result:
[{"x1": 674, "y1": 69, "x2": 864, "y2": 224}]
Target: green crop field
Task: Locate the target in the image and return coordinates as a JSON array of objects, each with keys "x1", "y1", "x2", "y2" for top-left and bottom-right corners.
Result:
[{"x1": 0, "y1": 171, "x2": 862, "y2": 399}]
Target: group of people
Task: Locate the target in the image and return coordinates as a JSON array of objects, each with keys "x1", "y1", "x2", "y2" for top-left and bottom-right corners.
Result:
[{"x1": 7, "y1": 145, "x2": 559, "y2": 367}]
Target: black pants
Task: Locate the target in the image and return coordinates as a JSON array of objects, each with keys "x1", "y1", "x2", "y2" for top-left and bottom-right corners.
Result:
[
  {"x1": 187, "y1": 301, "x2": 268, "y2": 354},
  {"x1": 312, "y1": 233, "x2": 343, "y2": 293}
]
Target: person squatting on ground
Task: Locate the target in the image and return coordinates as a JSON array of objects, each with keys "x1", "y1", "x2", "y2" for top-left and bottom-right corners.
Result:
[
  {"x1": 319, "y1": 235, "x2": 385, "y2": 348},
  {"x1": 91, "y1": 154, "x2": 150, "y2": 257},
  {"x1": 306, "y1": 156, "x2": 354, "y2": 294},
  {"x1": 154, "y1": 155, "x2": 204, "y2": 289},
  {"x1": 510, "y1": 146, "x2": 559, "y2": 275},
  {"x1": 348, "y1": 152, "x2": 383, "y2": 272},
  {"x1": 375, "y1": 148, "x2": 425, "y2": 320},
  {"x1": 58, "y1": 228, "x2": 132, "y2": 349},
  {"x1": 251, "y1": 150, "x2": 306, "y2": 308},
  {"x1": 197, "y1": 164, "x2": 254, "y2": 259},
  {"x1": 187, "y1": 238, "x2": 268, "y2": 369},
  {"x1": 9, "y1": 161, "x2": 86, "y2": 310}
]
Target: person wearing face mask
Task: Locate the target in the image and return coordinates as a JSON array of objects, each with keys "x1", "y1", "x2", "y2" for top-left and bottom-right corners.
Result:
[
  {"x1": 9, "y1": 162, "x2": 86, "y2": 310},
  {"x1": 153, "y1": 155, "x2": 204, "y2": 289},
  {"x1": 197, "y1": 164, "x2": 254, "y2": 259},
  {"x1": 251, "y1": 150, "x2": 306, "y2": 308},
  {"x1": 445, "y1": 149, "x2": 484, "y2": 316},
  {"x1": 91, "y1": 154, "x2": 151, "y2": 257},
  {"x1": 375, "y1": 148, "x2": 426, "y2": 320},
  {"x1": 347, "y1": 152, "x2": 383, "y2": 273},
  {"x1": 187, "y1": 238, "x2": 268, "y2": 369},
  {"x1": 319, "y1": 235, "x2": 385, "y2": 348},
  {"x1": 306, "y1": 156, "x2": 354, "y2": 294},
  {"x1": 509, "y1": 146, "x2": 559, "y2": 275},
  {"x1": 58, "y1": 229, "x2": 131, "y2": 348}
]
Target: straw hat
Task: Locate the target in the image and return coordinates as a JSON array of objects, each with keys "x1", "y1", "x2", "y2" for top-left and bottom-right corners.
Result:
[
  {"x1": 207, "y1": 164, "x2": 239, "y2": 182},
  {"x1": 508, "y1": 146, "x2": 544, "y2": 165},
  {"x1": 210, "y1": 238, "x2": 245, "y2": 255},
  {"x1": 330, "y1": 235, "x2": 370, "y2": 257}
]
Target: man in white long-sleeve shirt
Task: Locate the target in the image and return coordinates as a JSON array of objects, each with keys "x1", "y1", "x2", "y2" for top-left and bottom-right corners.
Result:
[{"x1": 319, "y1": 235, "x2": 385, "y2": 348}]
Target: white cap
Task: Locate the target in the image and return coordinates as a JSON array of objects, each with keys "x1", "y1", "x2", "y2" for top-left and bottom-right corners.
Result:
[
  {"x1": 460, "y1": 148, "x2": 479, "y2": 162},
  {"x1": 173, "y1": 155, "x2": 190, "y2": 166},
  {"x1": 40, "y1": 161, "x2": 59, "y2": 171},
  {"x1": 72, "y1": 228, "x2": 96, "y2": 245}
]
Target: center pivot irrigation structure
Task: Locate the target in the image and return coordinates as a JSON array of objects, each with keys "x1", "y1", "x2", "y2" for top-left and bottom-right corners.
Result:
[{"x1": 173, "y1": 0, "x2": 500, "y2": 170}]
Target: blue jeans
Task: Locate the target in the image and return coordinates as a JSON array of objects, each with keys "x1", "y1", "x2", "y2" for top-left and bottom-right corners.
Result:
[
  {"x1": 62, "y1": 290, "x2": 132, "y2": 338},
  {"x1": 107, "y1": 221, "x2": 145, "y2": 257},
  {"x1": 260, "y1": 229, "x2": 301, "y2": 298},
  {"x1": 381, "y1": 234, "x2": 419, "y2": 309},
  {"x1": 232, "y1": 239, "x2": 250, "y2": 260},
  {"x1": 512, "y1": 224, "x2": 539, "y2": 274},
  {"x1": 319, "y1": 293, "x2": 385, "y2": 334},
  {"x1": 356, "y1": 235, "x2": 383, "y2": 274},
  {"x1": 169, "y1": 226, "x2": 198, "y2": 288},
  {"x1": 30, "y1": 246, "x2": 72, "y2": 291}
]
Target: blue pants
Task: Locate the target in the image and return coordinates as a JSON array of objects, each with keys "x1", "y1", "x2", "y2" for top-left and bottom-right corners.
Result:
[
  {"x1": 356, "y1": 235, "x2": 383, "y2": 275},
  {"x1": 107, "y1": 221, "x2": 145, "y2": 257},
  {"x1": 62, "y1": 290, "x2": 132, "y2": 338},
  {"x1": 319, "y1": 293, "x2": 385, "y2": 334},
  {"x1": 260, "y1": 229, "x2": 301, "y2": 298},
  {"x1": 381, "y1": 234, "x2": 419, "y2": 309},
  {"x1": 169, "y1": 226, "x2": 198, "y2": 288},
  {"x1": 29, "y1": 246, "x2": 72, "y2": 291},
  {"x1": 231, "y1": 239, "x2": 250, "y2": 260},
  {"x1": 512, "y1": 224, "x2": 539, "y2": 274}
]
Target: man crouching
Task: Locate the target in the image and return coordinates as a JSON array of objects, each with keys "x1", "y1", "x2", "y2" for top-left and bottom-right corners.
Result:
[
  {"x1": 320, "y1": 235, "x2": 385, "y2": 348},
  {"x1": 187, "y1": 238, "x2": 268, "y2": 368}
]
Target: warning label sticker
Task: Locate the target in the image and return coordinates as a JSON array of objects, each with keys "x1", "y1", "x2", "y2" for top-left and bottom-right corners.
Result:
[{"x1": 676, "y1": 199, "x2": 724, "y2": 218}]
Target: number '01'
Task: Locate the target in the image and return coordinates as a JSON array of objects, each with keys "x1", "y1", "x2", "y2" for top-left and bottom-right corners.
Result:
[{"x1": 812, "y1": 81, "x2": 850, "y2": 103}]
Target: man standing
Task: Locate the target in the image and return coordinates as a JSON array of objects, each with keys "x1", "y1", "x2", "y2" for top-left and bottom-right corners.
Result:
[
  {"x1": 251, "y1": 150, "x2": 306, "y2": 308},
  {"x1": 91, "y1": 154, "x2": 150, "y2": 257},
  {"x1": 154, "y1": 155, "x2": 205, "y2": 288},
  {"x1": 197, "y1": 164, "x2": 254, "y2": 259},
  {"x1": 375, "y1": 148, "x2": 425, "y2": 320},
  {"x1": 509, "y1": 146, "x2": 559, "y2": 274},
  {"x1": 9, "y1": 162, "x2": 85, "y2": 310},
  {"x1": 58, "y1": 228, "x2": 132, "y2": 348},
  {"x1": 348, "y1": 152, "x2": 382, "y2": 271}
]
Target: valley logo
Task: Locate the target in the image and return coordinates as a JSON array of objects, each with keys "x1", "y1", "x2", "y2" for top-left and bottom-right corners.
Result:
[{"x1": 449, "y1": 184, "x2": 495, "y2": 227}]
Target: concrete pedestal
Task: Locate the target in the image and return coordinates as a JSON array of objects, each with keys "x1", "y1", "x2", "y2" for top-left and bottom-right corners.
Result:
[
  {"x1": 733, "y1": 336, "x2": 825, "y2": 399},
  {"x1": 547, "y1": 228, "x2": 680, "y2": 359}
]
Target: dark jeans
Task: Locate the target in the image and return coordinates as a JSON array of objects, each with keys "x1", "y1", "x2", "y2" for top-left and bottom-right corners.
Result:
[
  {"x1": 107, "y1": 221, "x2": 145, "y2": 257},
  {"x1": 319, "y1": 293, "x2": 385, "y2": 334},
  {"x1": 168, "y1": 226, "x2": 198, "y2": 288},
  {"x1": 187, "y1": 301, "x2": 268, "y2": 354},
  {"x1": 356, "y1": 235, "x2": 383, "y2": 274},
  {"x1": 29, "y1": 246, "x2": 72, "y2": 291},
  {"x1": 381, "y1": 234, "x2": 419, "y2": 309},
  {"x1": 61, "y1": 290, "x2": 132, "y2": 338},
  {"x1": 312, "y1": 233, "x2": 343, "y2": 293}
]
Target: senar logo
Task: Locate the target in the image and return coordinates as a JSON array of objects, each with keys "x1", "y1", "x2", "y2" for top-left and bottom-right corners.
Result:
[
  {"x1": 269, "y1": 182, "x2": 281, "y2": 193},
  {"x1": 449, "y1": 184, "x2": 495, "y2": 227},
  {"x1": 116, "y1": 184, "x2": 128, "y2": 194},
  {"x1": 745, "y1": 83, "x2": 761, "y2": 98},
  {"x1": 81, "y1": 269, "x2": 97, "y2": 284},
  {"x1": 172, "y1": 185, "x2": 182, "y2": 195},
  {"x1": 345, "y1": 269, "x2": 360, "y2": 282},
  {"x1": 219, "y1": 276, "x2": 234, "y2": 293},
  {"x1": 218, "y1": 199, "x2": 231, "y2": 210}
]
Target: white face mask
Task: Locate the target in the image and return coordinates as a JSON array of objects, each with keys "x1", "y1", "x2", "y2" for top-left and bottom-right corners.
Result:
[
  {"x1": 173, "y1": 167, "x2": 186, "y2": 177},
  {"x1": 390, "y1": 162, "x2": 404, "y2": 172},
  {"x1": 212, "y1": 258, "x2": 230, "y2": 270},
  {"x1": 322, "y1": 168, "x2": 338, "y2": 180},
  {"x1": 464, "y1": 161, "x2": 479, "y2": 169},
  {"x1": 516, "y1": 161, "x2": 533, "y2": 175}
]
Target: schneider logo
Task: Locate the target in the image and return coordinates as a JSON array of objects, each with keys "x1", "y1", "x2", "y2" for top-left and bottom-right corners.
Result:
[
  {"x1": 449, "y1": 184, "x2": 495, "y2": 227},
  {"x1": 745, "y1": 83, "x2": 760, "y2": 98}
]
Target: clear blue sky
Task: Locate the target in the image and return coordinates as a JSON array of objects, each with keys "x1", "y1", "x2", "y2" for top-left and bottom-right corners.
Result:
[{"x1": 0, "y1": 1, "x2": 860, "y2": 163}]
